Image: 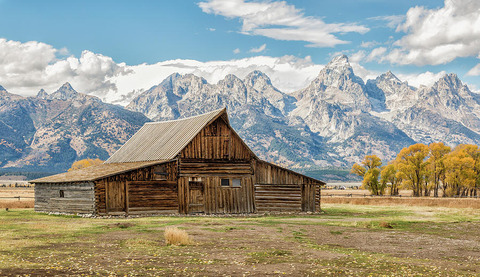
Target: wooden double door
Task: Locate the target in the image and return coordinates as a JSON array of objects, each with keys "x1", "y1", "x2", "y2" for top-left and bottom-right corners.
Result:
[{"x1": 106, "y1": 181, "x2": 179, "y2": 214}]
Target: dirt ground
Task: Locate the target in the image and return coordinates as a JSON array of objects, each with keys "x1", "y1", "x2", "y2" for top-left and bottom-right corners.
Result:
[{"x1": 0, "y1": 205, "x2": 479, "y2": 276}]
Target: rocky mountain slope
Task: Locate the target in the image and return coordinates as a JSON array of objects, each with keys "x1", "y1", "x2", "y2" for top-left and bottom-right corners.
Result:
[
  {"x1": 0, "y1": 83, "x2": 149, "y2": 172},
  {"x1": 2, "y1": 55, "x2": 480, "y2": 172},
  {"x1": 127, "y1": 55, "x2": 480, "y2": 168}
]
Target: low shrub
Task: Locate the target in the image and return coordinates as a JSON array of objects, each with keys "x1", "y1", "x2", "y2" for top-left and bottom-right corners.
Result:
[{"x1": 164, "y1": 227, "x2": 193, "y2": 246}]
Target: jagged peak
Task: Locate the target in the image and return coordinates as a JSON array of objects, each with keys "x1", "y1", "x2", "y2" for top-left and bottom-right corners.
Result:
[
  {"x1": 244, "y1": 70, "x2": 272, "y2": 86},
  {"x1": 58, "y1": 82, "x2": 75, "y2": 91},
  {"x1": 36, "y1": 89, "x2": 48, "y2": 98},
  {"x1": 220, "y1": 73, "x2": 243, "y2": 84},
  {"x1": 435, "y1": 73, "x2": 463, "y2": 90},
  {"x1": 377, "y1": 71, "x2": 401, "y2": 83},
  {"x1": 328, "y1": 54, "x2": 349, "y2": 65}
]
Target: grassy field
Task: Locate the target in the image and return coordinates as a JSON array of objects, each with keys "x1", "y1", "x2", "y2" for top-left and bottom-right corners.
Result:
[{"x1": 1, "y1": 205, "x2": 479, "y2": 276}]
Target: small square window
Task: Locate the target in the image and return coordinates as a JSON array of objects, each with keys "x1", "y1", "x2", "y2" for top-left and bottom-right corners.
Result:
[
  {"x1": 59, "y1": 190, "x2": 65, "y2": 198},
  {"x1": 221, "y1": 179, "x2": 230, "y2": 187},
  {"x1": 231, "y1": 179, "x2": 241, "y2": 188}
]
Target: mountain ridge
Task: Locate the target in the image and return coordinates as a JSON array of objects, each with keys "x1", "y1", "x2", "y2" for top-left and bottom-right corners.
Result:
[{"x1": 1, "y1": 55, "x2": 480, "y2": 172}]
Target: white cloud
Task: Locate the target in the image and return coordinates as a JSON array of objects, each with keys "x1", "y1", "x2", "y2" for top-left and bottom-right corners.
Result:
[
  {"x1": 0, "y1": 38, "x2": 129, "y2": 96},
  {"x1": 198, "y1": 0, "x2": 369, "y2": 47},
  {"x1": 369, "y1": 15, "x2": 405, "y2": 29},
  {"x1": 360, "y1": 41, "x2": 379, "y2": 48},
  {"x1": 249, "y1": 43, "x2": 266, "y2": 53},
  {"x1": 467, "y1": 63, "x2": 480, "y2": 76},
  {"x1": 385, "y1": 0, "x2": 480, "y2": 65},
  {"x1": 207, "y1": 27, "x2": 216, "y2": 31},
  {"x1": 366, "y1": 47, "x2": 387, "y2": 62},
  {"x1": 397, "y1": 71, "x2": 447, "y2": 88},
  {"x1": 233, "y1": 48, "x2": 241, "y2": 54}
]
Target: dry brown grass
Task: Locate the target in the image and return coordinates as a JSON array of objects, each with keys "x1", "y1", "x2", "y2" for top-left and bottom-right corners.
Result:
[
  {"x1": 164, "y1": 227, "x2": 193, "y2": 246},
  {"x1": 322, "y1": 196, "x2": 480, "y2": 208},
  {"x1": 0, "y1": 200, "x2": 34, "y2": 209}
]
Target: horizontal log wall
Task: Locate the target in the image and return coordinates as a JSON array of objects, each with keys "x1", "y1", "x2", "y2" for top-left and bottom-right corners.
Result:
[
  {"x1": 180, "y1": 117, "x2": 253, "y2": 161},
  {"x1": 255, "y1": 160, "x2": 317, "y2": 185},
  {"x1": 34, "y1": 182, "x2": 95, "y2": 214},
  {"x1": 95, "y1": 161, "x2": 177, "y2": 215},
  {"x1": 178, "y1": 175, "x2": 255, "y2": 214},
  {"x1": 128, "y1": 181, "x2": 178, "y2": 214},
  {"x1": 255, "y1": 184, "x2": 302, "y2": 212}
]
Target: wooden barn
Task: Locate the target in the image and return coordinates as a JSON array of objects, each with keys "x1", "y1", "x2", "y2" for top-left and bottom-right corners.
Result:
[{"x1": 32, "y1": 108, "x2": 325, "y2": 215}]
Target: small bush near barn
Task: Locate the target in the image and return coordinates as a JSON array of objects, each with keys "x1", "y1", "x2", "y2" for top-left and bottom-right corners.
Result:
[{"x1": 164, "y1": 227, "x2": 193, "y2": 246}]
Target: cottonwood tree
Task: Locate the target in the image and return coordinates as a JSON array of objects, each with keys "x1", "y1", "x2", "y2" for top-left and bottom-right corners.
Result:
[
  {"x1": 380, "y1": 163, "x2": 401, "y2": 196},
  {"x1": 351, "y1": 155, "x2": 385, "y2": 195},
  {"x1": 396, "y1": 144, "x2": 429, "y2": 197},
  {"x1": 443, "y1": 146, "x2": 475, "y2": 197},
  {"x1": 68, "y1": 158, "x2": 104, "y2": 172},
  {"x1": 427, "y1": 142, "x2": 451, "y2": 197}
]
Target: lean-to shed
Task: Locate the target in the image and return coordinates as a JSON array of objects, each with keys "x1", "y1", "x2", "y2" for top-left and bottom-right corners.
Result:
[{"x1": 32, "y1": 108, "x2": 325, "y2": 215}]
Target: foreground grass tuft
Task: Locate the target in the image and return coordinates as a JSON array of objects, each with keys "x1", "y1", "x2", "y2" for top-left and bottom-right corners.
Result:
[{"x1": 164, "y1": 227, "x2": 193, "y2": 246}]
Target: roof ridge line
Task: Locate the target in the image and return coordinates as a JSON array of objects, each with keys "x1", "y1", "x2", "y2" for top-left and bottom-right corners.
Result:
[{"x1": 144, "y1": 107, "x2": 226, "y2": 125}]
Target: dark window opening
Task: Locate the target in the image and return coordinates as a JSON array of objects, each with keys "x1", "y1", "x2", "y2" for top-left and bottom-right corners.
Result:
[
  {"x1": 221, "y1": 179, "x2": 230, "y2": 187},
  {"x1": 59, "y1": 190, "x2": 65, "y2": 198}
]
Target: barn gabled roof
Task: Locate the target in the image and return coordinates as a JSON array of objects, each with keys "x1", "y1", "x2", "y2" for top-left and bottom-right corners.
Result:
[
  {"x1": 31, "y1": 160, "x2": 169, "y2": 183},
  {"x1": 106, "y1": 108, "x2": 235, "y2": 163}
]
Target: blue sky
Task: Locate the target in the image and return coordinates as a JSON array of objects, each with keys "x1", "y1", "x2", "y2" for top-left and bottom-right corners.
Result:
[{"x1": 0, "y1": 0, "x2": 479, "y2": 103}]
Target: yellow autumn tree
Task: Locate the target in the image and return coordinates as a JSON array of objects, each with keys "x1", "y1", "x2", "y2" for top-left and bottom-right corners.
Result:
[
  {"x1": 443, "y1": 147, "x2": 475, "y2": 197},
  {"x1": 351, "y1": 155, "x2": 385, "y2": 195},
  {"x1": 68, "y1": 158, "x2": 104, "y2": 171},
  {"x1": 396, "y1": 143, "x2": 429, "y2": 197},
  {"x1": 380, "y1": 162, "x2": 402, "y2": 196},
  {"x1": 427, "y1": 142, "x2": 451, "y2": 197}
]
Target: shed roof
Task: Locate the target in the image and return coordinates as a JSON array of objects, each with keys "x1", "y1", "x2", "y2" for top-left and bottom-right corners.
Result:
[
  {"x1": 105, "y1": 108, "x2": 227, "y2": 163},
  {"x1": 31, "y1": 160, "x2": 169, "y2": 183}
]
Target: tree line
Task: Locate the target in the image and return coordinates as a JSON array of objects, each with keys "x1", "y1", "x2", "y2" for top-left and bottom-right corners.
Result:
[{"x1": 351, "y1": 143, "x2": 480, "y2": 197}]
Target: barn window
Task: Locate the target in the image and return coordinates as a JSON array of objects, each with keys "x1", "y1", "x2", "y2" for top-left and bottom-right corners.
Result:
[
  {"x1": 221, "y1": 178, "x2": 241, "y2": 188},
  {"x1": 231, "y1": 179, "x2": 241, "y2": 188},
  {"x1": 221, "y1": 179, "x2": 230, "y2": 187},
  {"x1": 59, "y1": 190, "x2": 65, "y2": 198}
]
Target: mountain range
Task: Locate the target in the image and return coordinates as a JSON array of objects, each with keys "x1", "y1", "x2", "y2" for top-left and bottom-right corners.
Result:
[{"x1": 1, "y1": 55, "x2": 479, "y2": 174}]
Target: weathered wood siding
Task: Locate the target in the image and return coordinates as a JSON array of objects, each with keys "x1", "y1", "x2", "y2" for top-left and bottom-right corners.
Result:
[
  {"x1": 178, "y1": 176, "x2": 255, "y2": 214},
  {"x1": 255, "y1": 160, "x2": 317, "y2": 185},
  {"x1": 34, "y1": 182, "x2": 95, "y2": 214},
  {"x1": 254, "y1": 160, "x2": 322, "y2": 212},
  {"x1": 178, "y1": 117, "x2": 256, "y2": 214},
  {"x1": 127, "y1": 181, "x2": 178, "y2": 214},
  {"x1": 180, "y1": 117, "x2": 253, "y2": 161},
  {"x1": 95, "y1": 161, "x2": 177, "y2": 215},
  {"x1": 255, "y1": 184, "x2": 302, "y2": 212}
]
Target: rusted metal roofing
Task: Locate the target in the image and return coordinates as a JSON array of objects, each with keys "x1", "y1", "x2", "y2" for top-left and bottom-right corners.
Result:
[
  {"x1": 105, "y1": 108, "x2": 227, "y2": 163},
  {"x1": 31, "y1": 160, "x2": 169, "y2": 183}
]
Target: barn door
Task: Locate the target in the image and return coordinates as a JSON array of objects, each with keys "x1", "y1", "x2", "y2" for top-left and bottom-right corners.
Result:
[
  {"x1": 188, "y1": 181, "x2": 204, "y2": 213},
  {"x1": 106, "y1": 181, "x2": 126, "y2": 213}
]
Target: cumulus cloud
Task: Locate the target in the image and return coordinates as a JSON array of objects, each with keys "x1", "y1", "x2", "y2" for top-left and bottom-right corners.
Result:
[
  {"x1": 197, "y1": 0, "x2": 369, "y2": 47},
  {"x1": 384, "y1": 0, "x2": 480, "y2": 65},
  {"x1": 366, "y1": 47, "x2": 387, "y2": 62},
  {"x1": 397, "y1": 71, "x2": 447, "y2": 88},
  {"x1": 233, "y1": 48, "x2": 241, "y2": 54},
  {"x1": 0, "y1": 38, "x2": 129, "y2": 96},
  {"x1": 249, "y1": 43, "x2": 266, "y2": 53},
  {"x1": 467, "y1": 63, "x2": 480, "y2": 76}
]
